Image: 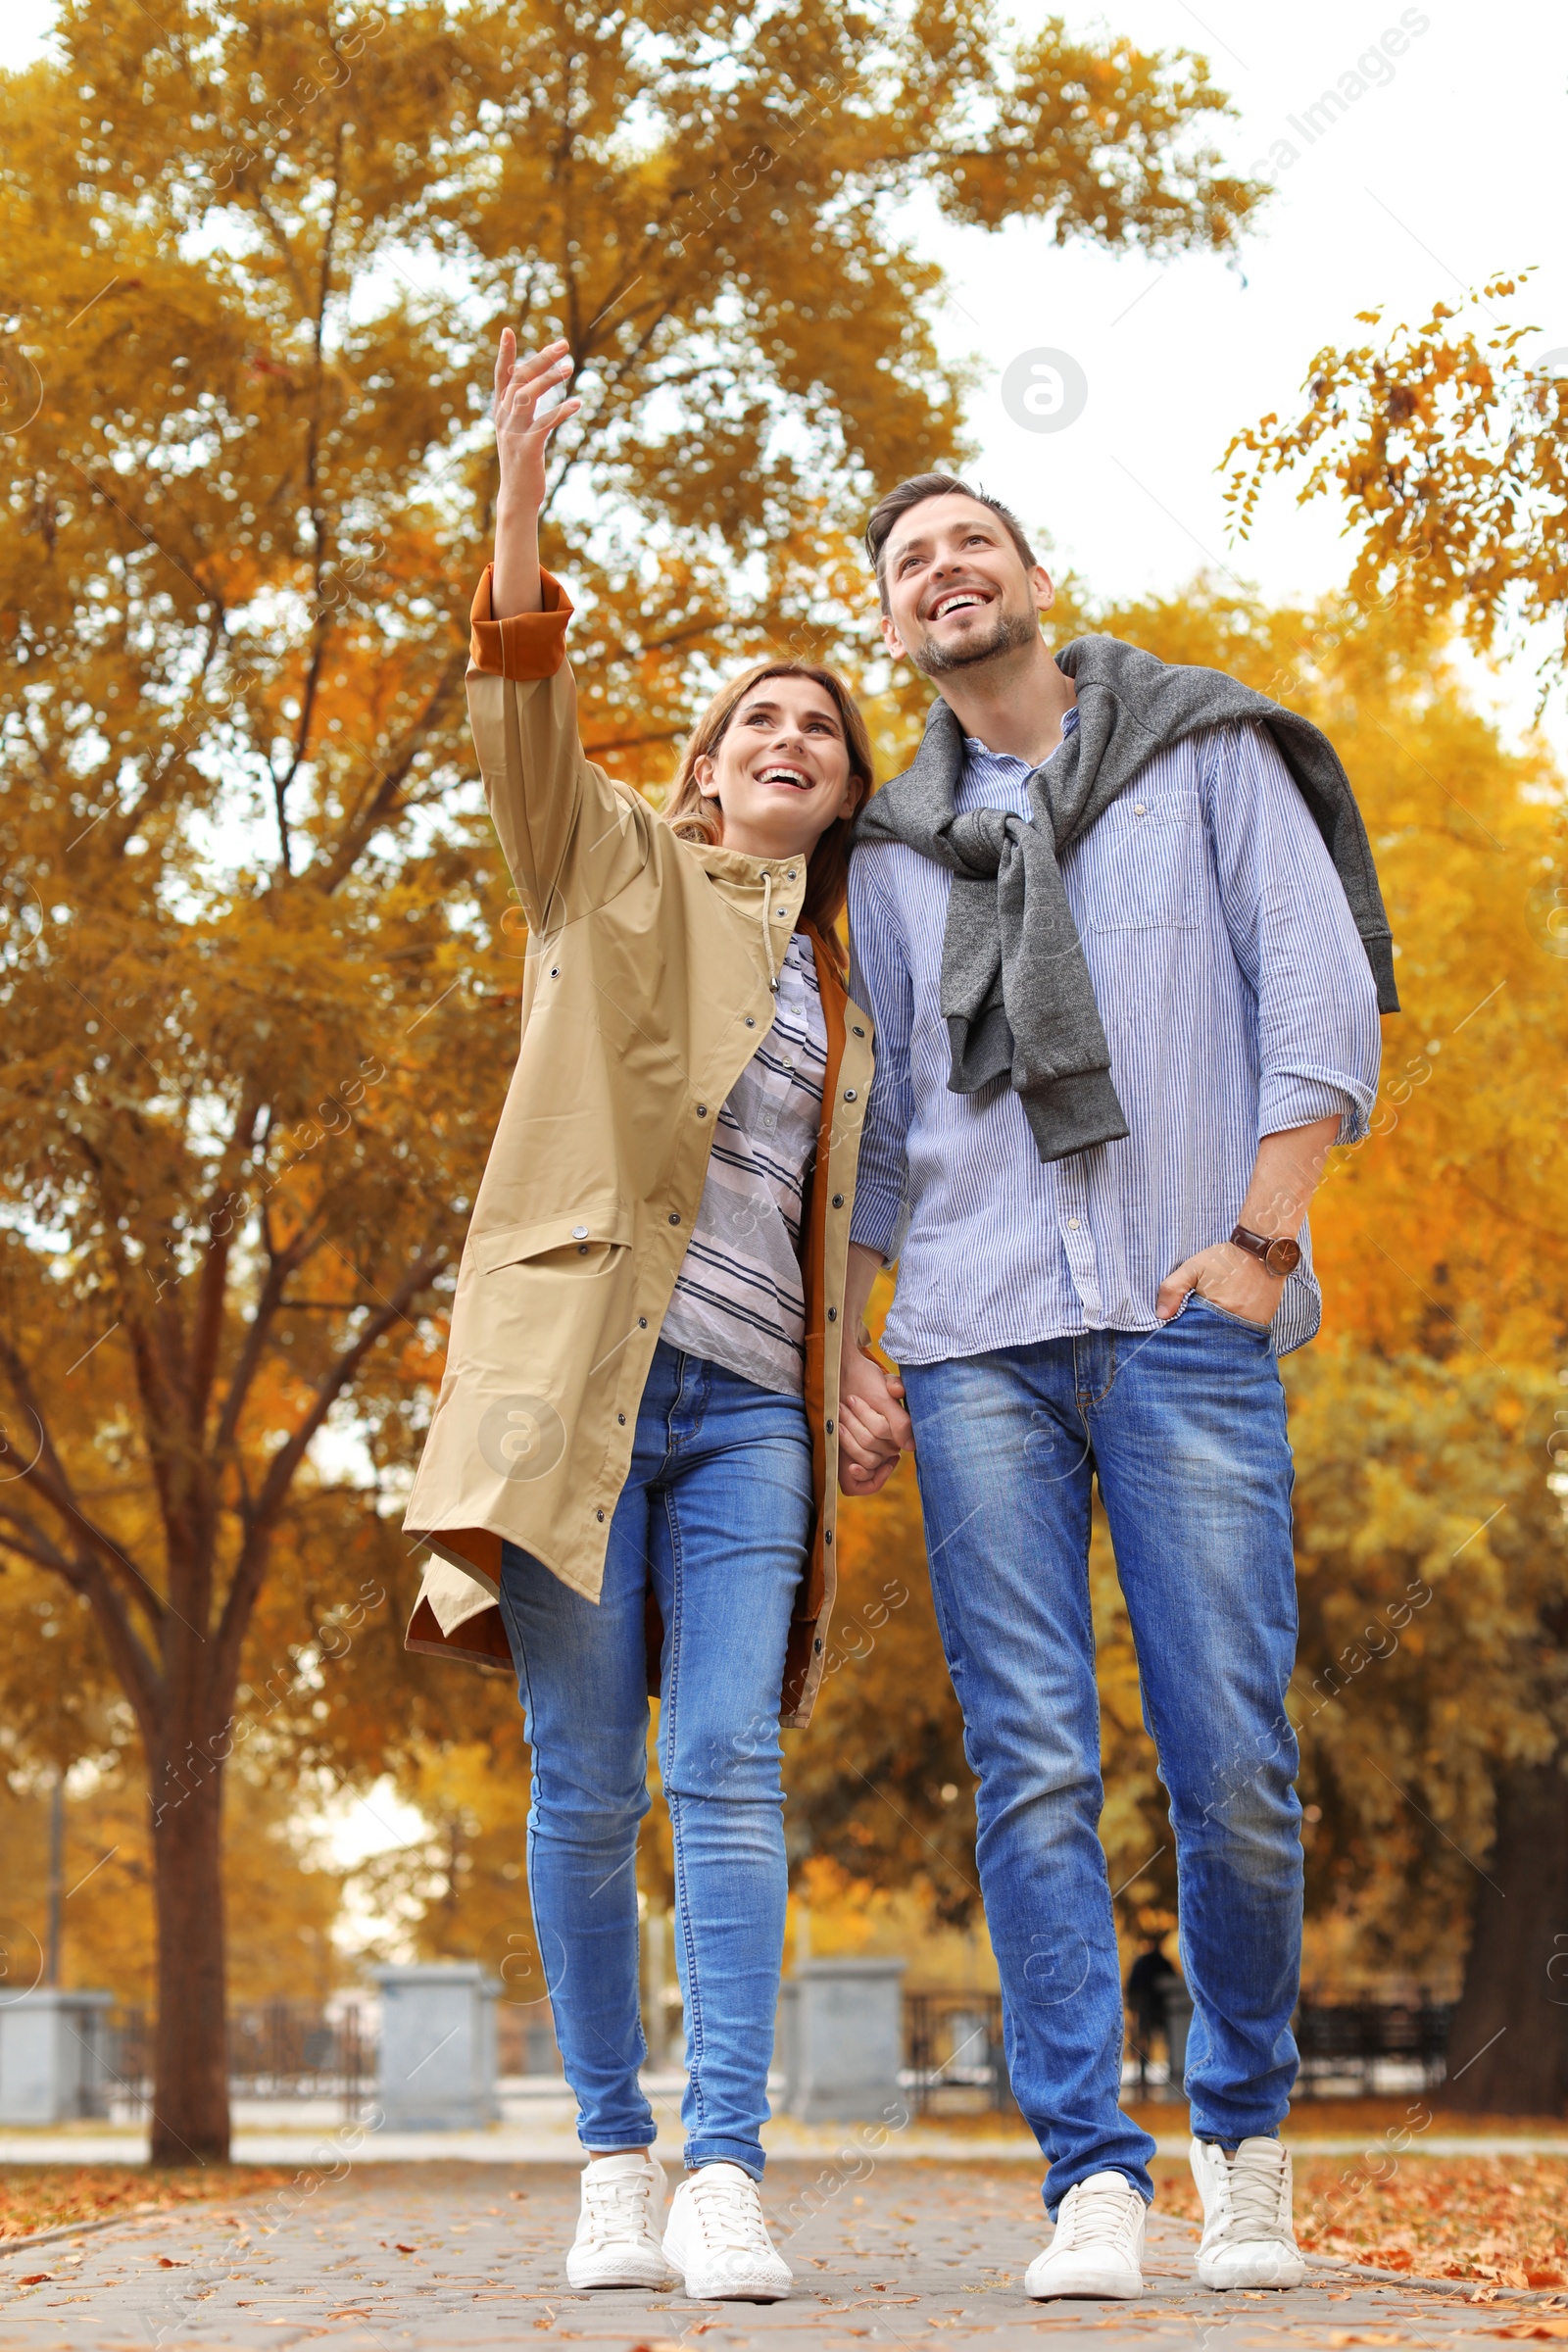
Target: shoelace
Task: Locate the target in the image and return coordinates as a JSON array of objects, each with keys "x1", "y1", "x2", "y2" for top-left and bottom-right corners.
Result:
[
  {"x1": 1058, "y1": 2177, "x2": 1140, "y2": 2251},
  {"x1": 581, "y1": 2168, "x2": 654, "y2": 2246},
  {"x1": 685, "y1": 2168, "x2": 770, "y2": 2252},
  {"x1": 1225, "y1": 2143, "x2": 1288, "y2": 2240}
]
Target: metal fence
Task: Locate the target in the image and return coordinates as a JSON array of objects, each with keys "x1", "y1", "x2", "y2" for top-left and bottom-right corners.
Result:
[
  {"x1": 107, "y1": 2002, "x2": 373, "y2": 2122},
  {"x1": 903, "y1": 1989, "x2": 1455, "y2": 2116},
  {"x1": 904, "y1": 1991, "x2": 1013, "y2": 2116}
]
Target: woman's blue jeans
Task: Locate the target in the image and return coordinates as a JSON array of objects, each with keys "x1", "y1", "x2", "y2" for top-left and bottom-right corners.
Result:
[
  {"x1": 498, "y1": 1341, "x2": 811, "y2": 2179},
  {"x1": 904, "y1": 1298, "x2": 1304, "y2": 2216}
]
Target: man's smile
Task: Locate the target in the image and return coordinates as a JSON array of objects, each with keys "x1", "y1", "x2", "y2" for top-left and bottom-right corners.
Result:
[{"x1": 926, "y1": 586, "x2": 996, "y2": 621}]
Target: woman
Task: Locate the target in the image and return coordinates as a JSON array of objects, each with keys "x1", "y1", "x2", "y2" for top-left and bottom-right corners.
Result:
[{"x1": 401, "y1": 334, "x2": 898, "y2": 2302}]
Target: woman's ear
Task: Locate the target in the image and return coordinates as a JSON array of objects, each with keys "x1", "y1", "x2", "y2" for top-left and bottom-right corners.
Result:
[{"x1": 693, "y1": 752, "x2": 720, "y2": 803}]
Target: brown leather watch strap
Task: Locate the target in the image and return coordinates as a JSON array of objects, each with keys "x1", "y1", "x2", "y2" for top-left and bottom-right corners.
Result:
[{"x1": 1230, "y1": 1224, "x2": 1302, "y2": 1277}]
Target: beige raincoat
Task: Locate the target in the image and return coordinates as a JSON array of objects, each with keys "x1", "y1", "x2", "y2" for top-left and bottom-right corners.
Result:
[{"x1": 402, "y1": 569, "x2": 875, "y2": 1729}]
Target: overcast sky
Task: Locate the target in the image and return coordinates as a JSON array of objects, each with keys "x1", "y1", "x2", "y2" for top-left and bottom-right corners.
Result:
[{"x1": 6, "y1": 0, "x2": 1565, "y2": 747}]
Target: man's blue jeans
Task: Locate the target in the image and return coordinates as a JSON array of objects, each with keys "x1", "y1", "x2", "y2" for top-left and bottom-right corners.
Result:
[
  {"x1": 903, "y1": 1297, "x2": 1303, "y2": 2213},
  {"x1": 499, "y1": 1342, "x2": 812, "y2": 2179}
]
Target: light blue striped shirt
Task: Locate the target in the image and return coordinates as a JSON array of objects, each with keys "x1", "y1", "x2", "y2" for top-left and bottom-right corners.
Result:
[{"x1": 848, "y1": 710, "x2": 1384, "y2": 1363}]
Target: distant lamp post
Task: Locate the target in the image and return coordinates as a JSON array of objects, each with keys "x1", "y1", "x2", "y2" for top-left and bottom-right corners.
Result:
[{"x1": 45, "y1": 1770, "x2": 65, "y2": 1988}]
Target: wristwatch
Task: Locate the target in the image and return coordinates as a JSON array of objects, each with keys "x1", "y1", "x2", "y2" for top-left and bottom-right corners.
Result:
[{"x1": 1230, "y1": 1224, "x2": 1302, "y2": 1278}]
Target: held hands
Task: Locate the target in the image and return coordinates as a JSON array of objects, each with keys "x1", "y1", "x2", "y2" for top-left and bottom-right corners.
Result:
[
  {"x1": 493, "y1": 331, "x2": 580, "y2": 518},
  {"x1": 837, "y1": 1341, "x2": 914, "y2": 1497},
  {"x1": 1155, "y1": 1241, "x2": 1283, "y2": 1327}
]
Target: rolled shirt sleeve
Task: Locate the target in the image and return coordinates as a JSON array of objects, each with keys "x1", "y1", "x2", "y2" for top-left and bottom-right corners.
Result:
[
  {"x1": 1204, "y1": 721, "x2": 1383, "y2": 1146},
  {"x1": 847, "y1": 850, "x2": 914, "y2": 1263}
]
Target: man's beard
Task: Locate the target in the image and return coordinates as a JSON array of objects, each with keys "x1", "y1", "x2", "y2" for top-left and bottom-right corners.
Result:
[{"x1": 907, "y1": 604, "x2": 1040, "y2": 678}]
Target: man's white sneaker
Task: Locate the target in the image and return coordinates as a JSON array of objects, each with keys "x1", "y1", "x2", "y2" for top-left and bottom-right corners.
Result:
[
  {"x1": 1024, "y1": 2171, "x2": 1146, "y2": 2300},
  {"x1": 565, "y1": 2152, "x2": 674, "y2": 2290},
  {"x1": 1191, "y1": 2134, "x2": 1308, "y2": 2288},
  {"x1": 662, "y1": 2161, "x2": 792, "y2": 2302}
]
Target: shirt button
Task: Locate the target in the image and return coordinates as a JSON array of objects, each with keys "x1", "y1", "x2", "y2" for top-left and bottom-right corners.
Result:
[
  {"x1": 1067, "y1": 1217, "x2": 1081, "y2": 1230},
  {"x1": 1133, "y1": 804, "x2": 1147, "y2": 815}
]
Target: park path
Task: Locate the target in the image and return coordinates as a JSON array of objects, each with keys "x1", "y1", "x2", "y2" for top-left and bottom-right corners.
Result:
[{"x1": 0, "y1": 2159, "x2": 1548, "y2": 2349}]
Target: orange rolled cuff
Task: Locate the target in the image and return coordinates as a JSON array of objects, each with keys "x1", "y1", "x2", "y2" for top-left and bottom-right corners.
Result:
[{"x1": 468, "y1": 564, "x2": 573, "y2": 679}]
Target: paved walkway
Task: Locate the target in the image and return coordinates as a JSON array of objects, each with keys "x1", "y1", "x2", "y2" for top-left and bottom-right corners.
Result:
[{"x1": 0, "y1": 2160, "x2": 1551, "y2": 2350}]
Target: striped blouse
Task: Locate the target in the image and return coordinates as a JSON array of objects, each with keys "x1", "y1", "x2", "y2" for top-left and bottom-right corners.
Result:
[
  {"x1": 848, "y1": 710, "x2": 1384, "y2": 1365},
  {"x1": 660, "y1": 929, "x2": 826, "y2": 1396}
]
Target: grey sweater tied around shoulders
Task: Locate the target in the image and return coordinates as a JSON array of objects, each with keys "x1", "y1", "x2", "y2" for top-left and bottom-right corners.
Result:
[{"x1": 853, "y1": 636, "x2": 1399, "y2": 1165}]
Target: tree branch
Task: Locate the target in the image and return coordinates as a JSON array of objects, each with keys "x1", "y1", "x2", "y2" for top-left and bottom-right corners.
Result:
[{"x1": 211, "y1": 1250, "x2": 447, "y2": 1696}]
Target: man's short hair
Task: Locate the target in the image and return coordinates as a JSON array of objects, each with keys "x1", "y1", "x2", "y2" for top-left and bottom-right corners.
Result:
[{"x1": 864, "y1": 472, "x2": 1039, "y2": 611}]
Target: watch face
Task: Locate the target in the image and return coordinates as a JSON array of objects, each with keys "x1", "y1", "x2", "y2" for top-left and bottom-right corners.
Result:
[{"x1": 1264, "y1": 1237, "x2": 1302, "y2": 1276}]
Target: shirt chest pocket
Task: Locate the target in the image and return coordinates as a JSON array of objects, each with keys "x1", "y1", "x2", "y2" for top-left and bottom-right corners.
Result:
[{"x1": 1075, "y1": 789, "x2": 1203, "y2": 932}]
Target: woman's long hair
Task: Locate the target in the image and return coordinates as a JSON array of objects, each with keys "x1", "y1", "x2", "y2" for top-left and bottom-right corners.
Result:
[{"x1": 664, "y1": 661, "x2": 874, "y2": 962}]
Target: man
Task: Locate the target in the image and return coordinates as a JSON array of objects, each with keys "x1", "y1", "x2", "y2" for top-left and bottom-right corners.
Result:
[{"x1": 835, "y1": 475, "x2": 1391, "y2": 2300}]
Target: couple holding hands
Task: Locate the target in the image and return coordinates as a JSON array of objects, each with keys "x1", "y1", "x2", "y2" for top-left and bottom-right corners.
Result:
[{"x1": 401, "y1": 332, "x2": 1394, "y2": 2304}]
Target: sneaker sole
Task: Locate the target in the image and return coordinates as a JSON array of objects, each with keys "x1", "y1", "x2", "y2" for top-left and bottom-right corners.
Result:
[
  {"x1": 669, "y1": 2272, "x2": 791, "y2": 2303},
  {"x1": 1025, "y1": 2267, "x2": 1144, "y2": 2301},
  {"x1": 663, "y1": 2247, "x2": 791, "y2": 2303},
  {"x1": 1198, "y1": 2248, "x2": 1308, "y2": 2291},
  {"x1": 566, "y1": 2254, "x2": 676, "y2": 2290}
]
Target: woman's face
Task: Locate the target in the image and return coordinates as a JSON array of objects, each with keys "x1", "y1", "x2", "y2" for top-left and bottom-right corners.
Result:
[{"x1": 694, "y1": 677, "x2": 858, "y2": 862}]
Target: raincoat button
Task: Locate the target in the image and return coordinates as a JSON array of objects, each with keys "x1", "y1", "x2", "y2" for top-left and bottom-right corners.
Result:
[
  {"x1": 852, "y1": 1024, "x2": 865, "y2": 1036},
  {"x1": 596, "y1": 1508, "x2": 606, "y2": 1522},
  {"x1": 827, "y1": 1306, "x2": 837, "y2": 1322},
  {"x1": 826, "y1": 1418, "x2": 835, "y2": 1434},
  {"x1": 697, "y1": 1104, "x2": 708, "y2": 1117},
  {"x1": 831, "y1": 1193, "x2": 844, "y2": 1207},
  {"x1": 668, "y1": 1212, "x2": 681, "y2": 1225},
  {"x1": 787, "y1": 869, "x2": 798, "y2": 880},
  {"x1": 572, "y1": 1225, "x2": 589, "y2": 1239},
  {"x1": 813, "y1": 1639, "x2": 823, "y2": 1654},
  {"x1": 577, "y1": 1244, "x2": 588, "y2": 1255},
  {"x1": 638, "y1": 1316, "x2": 648, "y2": 1329},
  {"x1": 745, "y1": 1016, "x2": 756, "y2": 1027},
  {"x1": 617, "y1": 1412, "x2": 626, "y2": 1425},
  {"x1": 843, "y1": 1088, "x2": 857, "y2": 1102},
  {"x1": 823, "y1": 1528, "x2": 833, "y2": 1544}
]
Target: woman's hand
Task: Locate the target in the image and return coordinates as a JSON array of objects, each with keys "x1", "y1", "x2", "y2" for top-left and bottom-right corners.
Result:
[
  {"x1": 837, "y1": 1349, "x2": 913, "y2": 1497},
  {"x1": 491, "y1": 331, "x2": 581, "y2": 618}
]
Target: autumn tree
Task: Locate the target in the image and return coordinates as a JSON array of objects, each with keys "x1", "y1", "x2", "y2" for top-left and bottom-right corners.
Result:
[
  {"x1": 1225, "y1": 276, "x2": 1568, "y2": 2108},
  {"x1": 1222, "y1": 274, "x2": 1568, "y2": 697},
  {"x1": 0, "y1": 0, "x2": 1261, "y2": 2160}
]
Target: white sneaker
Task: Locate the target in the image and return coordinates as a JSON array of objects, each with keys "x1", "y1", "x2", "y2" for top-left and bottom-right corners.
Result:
[
  {"x1": 565, "y1": 2152, "x2": 674, "y2": 2290},
  {"x1": 1191, "y1": 2134, "x2": 1308, "y2": 2288},
  {"x1": 1024, "y1": 2171, "x2": 1146, "y2": 2300},
  {"x1": 662, "y1": 2161, "x2": 792, "y2": 2302}
]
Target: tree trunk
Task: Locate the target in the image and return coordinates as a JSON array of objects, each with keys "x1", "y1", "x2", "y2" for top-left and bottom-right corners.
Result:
[
  {"x1": 1444, "y1": 1761, "x2": 1568, "y2": 2116},
  {"x1": 149, "y1": 1750, "x2": 230, "y2": 2163}
]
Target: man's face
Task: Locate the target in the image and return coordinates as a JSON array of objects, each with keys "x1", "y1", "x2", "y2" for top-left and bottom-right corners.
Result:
[{"x1": 879, "y1": 493, "x2": 1054, "y2": 678}]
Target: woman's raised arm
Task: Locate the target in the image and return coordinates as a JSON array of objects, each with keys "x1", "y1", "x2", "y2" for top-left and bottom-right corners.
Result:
[{"x1": 491, "y1": 332, "x2": 581, "y2": 619}]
